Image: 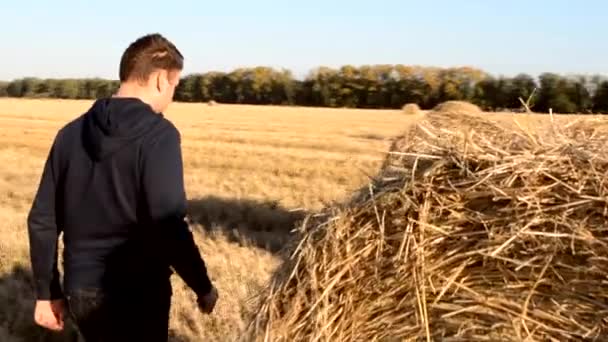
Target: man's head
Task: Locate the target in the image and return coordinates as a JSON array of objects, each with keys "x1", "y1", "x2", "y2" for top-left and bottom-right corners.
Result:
[{"x1": 116, "y1": 33, "x2": 183, "y2": 113}]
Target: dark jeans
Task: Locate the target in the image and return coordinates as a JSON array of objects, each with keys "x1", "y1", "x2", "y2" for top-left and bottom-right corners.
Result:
[{"x1": 66, "y1": 286, "x2": 172, "y2": 342}]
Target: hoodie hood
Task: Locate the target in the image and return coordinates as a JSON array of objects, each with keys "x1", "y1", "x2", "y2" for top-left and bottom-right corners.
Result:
[{"x1": 82, "y1": 97, "x2": 164, "y2": 161}]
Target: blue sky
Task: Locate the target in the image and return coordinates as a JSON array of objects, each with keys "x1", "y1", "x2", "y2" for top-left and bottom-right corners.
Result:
[{"x1": 1, "y1": 0, "x2": 606, "y2": 80}]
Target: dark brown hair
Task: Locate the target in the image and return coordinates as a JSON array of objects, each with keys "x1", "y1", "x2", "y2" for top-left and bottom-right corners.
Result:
[{"x1": 119, "y1": 33, "x2": 184, "y2": 83}]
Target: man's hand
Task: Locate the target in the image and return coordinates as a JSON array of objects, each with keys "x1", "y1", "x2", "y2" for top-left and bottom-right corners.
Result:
[
  {"x1": 34, "y1": 299, "x2": 65, "y2": 331},
  {"x1": 197, "y1": 286, "x2": 218, "y2": 314}
]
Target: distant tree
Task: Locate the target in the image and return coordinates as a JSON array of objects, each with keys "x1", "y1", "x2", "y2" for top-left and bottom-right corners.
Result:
[
  {"x1": 0, "y1": 82, "x2": 8, "y2": 97},
  {"x1": 507, "y1": 74, "x2": 537, "y2": 110},
  {"x1": 592, "y1": 81, "x2": 608, "y2": 113},
  {"x1": 437, "y1": 67, "x2": 486, "y2": 103},
  {"x1": 308, "y1": 67, "x2": 339, "y2": 107},
  {"x1": 7, "y1": 79, "x2": 24, "y2": 97},
  {"x1": 212, "y1": 72, "x2": 238, "y2": 103},
  {"x1": 280, "y1": 70, "x2": 297, "y2": 105},
  {"x1": 337, "y1": 65, "x2": 360, "y2": 108},
  {"x1": 389, "y1": 65, "x2": 430, "y2": 109},
  {"x1": 228, "y1": 69, "x2": 249, "y2": 103},
  {"x1": 294, "y1": 80, "x2": 313, "y2": 106},
  {"x1": 243, "y1": 66, "x2": 290, "y2": 105},
  {"x1": 536, "y1": 73, "x2": 577, "y2": 113},
  {"x1": 588, "y1": 75, "x2": 608, "y2": 98},
  {"x1": 474, "y1": 77, "x2": 507, "y2": 110},
  {"x1": 36, "y1": 79, "x2": 54, "y2": 97},
  {"x1": 190, "y1": 74, "x2": 209, "y2": 102},
  {"x1": 95, "y1": 80, "x2": 117, "y2": 98},
  {"x1": 566, "y1": 76, "x2": 592, "y2": 113},
  {"x1": 360, "y1": 65, "x2": 395, "y2": 108},
  {"x1": 54, "y1": 79, "x2": 80, "y2": 99},
  {"x1": 80, "y1": 79, "x2": 110, "y2": 99},
  {"x1": 419, "y1": 67, "x2": 442, "y2": 107},
  {"x1": 552, "y1": 94, "x2": 579, "y2": 113},
  {"x1": 175, "y1": 75, "x2": 196, "y2": 102},
  {"x1": 20, "y1": 78, "x2": 42, "y2": 97},
  {"x1": 2, "y1": 66, "x2": 608, "y2": 114}
]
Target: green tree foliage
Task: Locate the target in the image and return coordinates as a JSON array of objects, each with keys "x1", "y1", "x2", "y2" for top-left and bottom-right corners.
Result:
[
  {"x1": 474, "y1": 77, "x2": 507, "y2": 110},
  {"x1": 566, "y1": 76, "x2": 592, "y2": 113},
  {"x1": 474, "y1": 74, "x2": 538, "y2": 111},
  {"x1": 175, "y1": 75, "x2": 196, "y2": 102},
  {"x1": 21, "y1": 78, "x2": 44, "y2": 97},
  {"x1": 2, "y1": 66, "x2": 607, "y2": 113},
  {"x1": 536, "y1": 73, "x2": 582, "y2": 114},
  {"x1": 593, "y1": 81, "x2": 608, "y2": 113},
  {"x1": 7, "y1": 79, "x2": 24, "y2": 97},
  {"x1": 508, "y1": 74, "x2": 538, "y2": 109},
  {"x1": 55, "y1": 80, "x2": 81, "y2": 99}
]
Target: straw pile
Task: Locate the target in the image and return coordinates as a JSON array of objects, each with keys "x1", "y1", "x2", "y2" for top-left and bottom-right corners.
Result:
[
  {"x1": 433, "y1": 100, "x2": 481, "y2": 114},
  {"x1": 402, "y1": 103, "x2": 422, "y2": 115},
  {"x1": 246, "y1": 111, "x2": 608, "y2": 341}
]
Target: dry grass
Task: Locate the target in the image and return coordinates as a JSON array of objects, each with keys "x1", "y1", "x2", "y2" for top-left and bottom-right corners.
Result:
[
  {"x1": 247, "y1": 111, "x2": 608, "y2": 341},
  {"x1": 433, "y1": 100, "x2": 482, "y2": 114},
  {"x1": 0, "y1": 98, "x2": 409, "y2": 341}
]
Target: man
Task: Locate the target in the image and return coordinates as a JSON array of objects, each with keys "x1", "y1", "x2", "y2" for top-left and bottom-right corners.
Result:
[{"x1": 27, "y1": 33, "x2": 218, "y2": 341}]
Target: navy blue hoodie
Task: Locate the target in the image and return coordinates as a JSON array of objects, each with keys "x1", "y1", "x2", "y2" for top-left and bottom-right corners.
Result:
[{"x1": 27, "y1": 97, "x2": 212, "y2": 299}]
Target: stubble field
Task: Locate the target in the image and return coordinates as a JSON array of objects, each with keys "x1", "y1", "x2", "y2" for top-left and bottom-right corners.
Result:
[
  {"x1": 1, "y1": 98, "x2": 588, "y2": 341},
  {"x1": 0, "y1": 98, "x2": 414, "y2": 341}
]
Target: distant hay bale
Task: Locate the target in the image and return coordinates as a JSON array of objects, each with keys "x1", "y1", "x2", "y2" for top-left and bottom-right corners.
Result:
[
  {"x1": 401, "y1": 103, "x2": 421, "y2": 115},
  {"x1": 433, "y1": 100, "x2": 481, "y2": 114},
  {"x1": 246, "y1": 112, "x2": 608, "y2": 341}
]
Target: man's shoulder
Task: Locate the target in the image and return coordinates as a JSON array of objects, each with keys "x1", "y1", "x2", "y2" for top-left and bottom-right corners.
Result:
[
  {"x1": 157, "y1": 115, "x2": 180, "y2": 135},
  {"x1": 145, "y1": 115, "x2": 181, "y2": 146},
  {"x1": 139, "y1": 116, "x2": 183, "y2": 167},
  {"x1": 54, "y1": 113, "x2": 86, "y2": 145}
]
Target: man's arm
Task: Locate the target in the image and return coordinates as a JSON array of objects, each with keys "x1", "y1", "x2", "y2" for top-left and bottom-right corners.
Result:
[
  {"x1": 141, "y1": 124, "x2": 213, "y2": 297},
  {"x1": 27, "y1": 138, "x2": 63, "y2": 300}
]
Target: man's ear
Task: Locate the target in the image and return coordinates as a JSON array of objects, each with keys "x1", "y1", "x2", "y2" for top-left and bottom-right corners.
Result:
[
  {"x1": 160, "y1": 70, "x2": 173, "y2": 91},
  {"x1": 152, "y1": 71, "x2": 162, "y2": 93}
]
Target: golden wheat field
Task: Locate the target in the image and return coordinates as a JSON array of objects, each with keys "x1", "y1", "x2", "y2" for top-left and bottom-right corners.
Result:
[
  {"x1": 0, "y1": 98, "x2": 416, "y2": 341},
  {"x1": 0, "y1": 98, "x2": 591, "y2": 341}
]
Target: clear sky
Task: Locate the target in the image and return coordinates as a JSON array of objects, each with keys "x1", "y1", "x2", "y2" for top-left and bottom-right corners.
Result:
[{"x1": 1, "y1": 0, "x2": 606, "y2": 81}]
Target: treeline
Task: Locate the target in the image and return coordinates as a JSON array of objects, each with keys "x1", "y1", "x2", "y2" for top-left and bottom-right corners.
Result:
[
  {"x1": 2, "y1": 65, "x2": 608, "y2": 113},
  {"x1": 0, "y1": 78, "x2": 120, "y2": 100}
]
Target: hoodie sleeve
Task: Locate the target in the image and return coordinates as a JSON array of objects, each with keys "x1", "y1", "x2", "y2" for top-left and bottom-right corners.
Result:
[
  {"x1": 141, "y1": 124, "x2": 213, "y2": 297},
  {"x1": 27, "y1": 137, "x2": 64, "y2": 300}
]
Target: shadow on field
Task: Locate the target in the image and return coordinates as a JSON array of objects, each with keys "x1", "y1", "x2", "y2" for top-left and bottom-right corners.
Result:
[
  {"x1": 0, "y1": 265, "x2": 80, "y2": 342},
  {"x1": 0, "y1": 266, "x2": 193, "y2": 342},
  {"x1": 349, "y1": 133, "x2": 387, "y2": 141},
  {"x1": 187, "y1": 195, "x2": 308, "y2": 253}
]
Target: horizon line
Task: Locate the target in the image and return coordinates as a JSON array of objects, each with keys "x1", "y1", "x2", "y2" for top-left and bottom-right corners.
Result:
[{"x1": 2, "y1": 63, "x2": 607, "y2": 83}]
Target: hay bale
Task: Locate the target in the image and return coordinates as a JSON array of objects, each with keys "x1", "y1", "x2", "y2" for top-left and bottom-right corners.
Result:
[
  {"x1": 433, "y1": 100, "x2": 481, "y2": 114},
  {"x1": 402, "y1": 103, "x2": 421, "y2": 115},
  {"x1": 246, "y1": 112, "x2": 608, "y2": 341}
]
